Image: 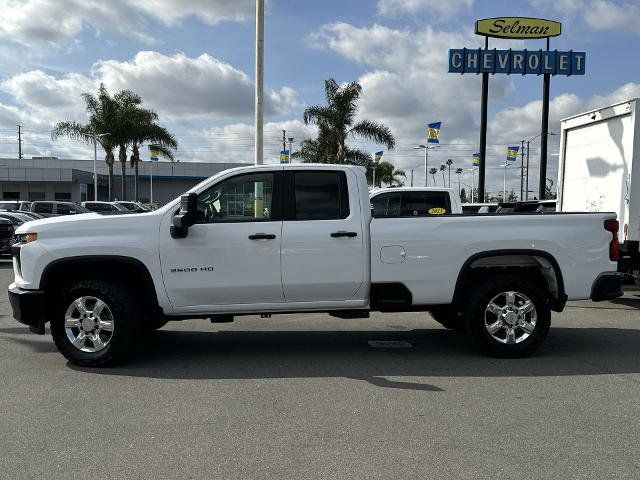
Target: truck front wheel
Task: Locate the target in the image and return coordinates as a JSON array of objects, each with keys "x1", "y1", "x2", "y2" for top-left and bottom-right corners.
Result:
[
  {"x1": 50, "y1": 279, "x2": 140, "y2": 367},
  {"x1": 464, "y1": 274, "x2": 551, "y2": 358}
]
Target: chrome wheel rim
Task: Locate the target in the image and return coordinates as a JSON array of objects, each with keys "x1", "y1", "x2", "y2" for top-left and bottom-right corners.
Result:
[
  {"x1": 484, "y1": 291, "x2": 537, "y2": 345},
  {"x1": 64, "y1": 296, "x2": 115, "y2": 353}
]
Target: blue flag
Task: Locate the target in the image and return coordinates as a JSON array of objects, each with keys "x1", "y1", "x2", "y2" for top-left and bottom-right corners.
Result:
[
  {"x1": 472, "y1": 153, "x2": 480, "y2": 166},
  {"x1": 507, "y1": 146, "x2": 519, "y2": 162},
  {"x1": 427, "y1": 122, "x2": 441, "y2": 144},
  {"x1": 374, "y1": 151, "x2": 384, "y2": 162}
]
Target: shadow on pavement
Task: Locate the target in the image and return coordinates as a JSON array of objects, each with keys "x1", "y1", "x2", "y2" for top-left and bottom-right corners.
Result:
[
  {"x1": 610, "y1": 297, "x2": 640, "y2": 309},
  {"x1": 45, "y1": 327, "x2": 640, "y2": 387}
]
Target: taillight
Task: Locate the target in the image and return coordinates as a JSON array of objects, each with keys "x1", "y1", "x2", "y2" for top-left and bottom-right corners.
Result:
[{"x1": 604, "y1": 219, "x2": 619, "y2": 262}]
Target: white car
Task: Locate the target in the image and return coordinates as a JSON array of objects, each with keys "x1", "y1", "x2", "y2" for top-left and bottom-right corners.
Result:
[
  {"x1": 370, "y1": 187, "x2": 462, "y2": 216},
  {"x1": 9, "y1": 164, "x2": 623, "y2": 366}
]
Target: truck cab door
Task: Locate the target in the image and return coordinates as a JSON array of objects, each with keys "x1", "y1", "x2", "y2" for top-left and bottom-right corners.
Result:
[
  {"x1": 280, "y1": 170, "x2": 367, "y2": 305},
  {"x1": 159, "y1": 171, "x2": 284, "y2": 310}
]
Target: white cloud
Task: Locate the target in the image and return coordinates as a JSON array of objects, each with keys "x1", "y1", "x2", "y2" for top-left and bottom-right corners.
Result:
[
  {"x1": 94, "y1": 52, "x2": 298, "y2": 120},
  {"x1": 0, "y1": 0, "x2": 254, "y2": 49},
  {"x1": 530, "y1": 0, "x2": 640, "y2": 35},
  {"x1": 0, "y1": 51, "x2": 297, "y2": 130},
  {"x1": 377, "y1": 0, "x2": 474, "y2": 17}
]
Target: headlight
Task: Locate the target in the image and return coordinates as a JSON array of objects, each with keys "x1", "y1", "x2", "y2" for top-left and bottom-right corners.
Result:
[{"x1": 15, "y1": 232, "x2": 37, "y2": 244}]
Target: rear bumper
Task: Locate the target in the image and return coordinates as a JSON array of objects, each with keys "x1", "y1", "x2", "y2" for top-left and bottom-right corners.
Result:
[
  {"x1": 8, "y1": 284, "x2": 47, "y2": 334},
  {"x1": 590, "y1": 273, "x2": 624, "y2": 302}
]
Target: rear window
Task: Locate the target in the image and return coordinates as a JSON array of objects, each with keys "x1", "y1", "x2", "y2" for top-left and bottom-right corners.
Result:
[
  {"x1": 33, "y1": 203, "x2": 53, "y2": 214},
  {"x1": 372, "y1": 191, "x2": 451, "y2": 218},
  {"x1": 293, "y1": 171, "x2": 349, "y2": 220}
]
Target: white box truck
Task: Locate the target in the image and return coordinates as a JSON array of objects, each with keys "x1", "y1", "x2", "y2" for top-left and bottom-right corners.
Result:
[{"x1": 558, "y1": 98, "x2": 640, "y2": 282}]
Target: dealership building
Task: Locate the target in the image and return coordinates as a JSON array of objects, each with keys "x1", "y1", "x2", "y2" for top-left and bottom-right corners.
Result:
[{"x1": 0, "y1": 157, "x2": 250, "y2": 205}]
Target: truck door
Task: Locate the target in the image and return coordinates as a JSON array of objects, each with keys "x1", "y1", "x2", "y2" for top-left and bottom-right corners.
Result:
[
  {"x1": 160, "y1": 171, "x2": 284, "y2": 309},
  {"x1": 280, "y1": 170, "x2": 366, "y2": 304}
]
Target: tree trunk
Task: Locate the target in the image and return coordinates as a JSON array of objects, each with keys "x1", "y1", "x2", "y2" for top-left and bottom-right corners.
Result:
[
  {"x1": 131, "y1": 145, "x2": 140, "y2": 201},
  {"x1": 119, "y1": 144, "x2": 127, "y2": 201},
  {"x1": 105, "y1": 152, "x2": 114, "y2": 201}
]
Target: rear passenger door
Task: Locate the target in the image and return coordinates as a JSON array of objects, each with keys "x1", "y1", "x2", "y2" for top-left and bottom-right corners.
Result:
[{"x1": 280, "y1": 170, "x2": 366, "y2": 304}]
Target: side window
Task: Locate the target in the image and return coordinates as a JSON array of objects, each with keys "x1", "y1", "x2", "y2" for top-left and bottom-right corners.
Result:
[
  {"x1": 197, "y1": 173, "x2": 274, "y2": 223},
  {"x1": 371, "y1": 193, "x2": 401, "y2": 218},
  {"x1": 293, "y1": 171, "x2": 349, "y2": 220},
  {"x1": 400, "y1": 192, "x2": 451, "y2": 216},
  {"x1": 34, "y1": 203, "x2": 53, "y2": 214},
  {"x1": 57, "y1": 204, "x2": 75, "y2": 215}
]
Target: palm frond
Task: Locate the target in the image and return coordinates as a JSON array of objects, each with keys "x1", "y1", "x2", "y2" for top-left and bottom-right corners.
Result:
[{"x1": 349, "y1": 120, "x2": 396, "y2": 149}]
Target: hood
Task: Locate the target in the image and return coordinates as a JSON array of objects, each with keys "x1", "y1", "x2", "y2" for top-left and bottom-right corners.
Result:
[{"x1": 15, "y1": 211, "x2": 161, "y2": 236}]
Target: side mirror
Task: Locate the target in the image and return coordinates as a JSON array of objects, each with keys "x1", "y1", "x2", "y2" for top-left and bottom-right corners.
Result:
[{"x1": 171, "y1": 193, "x2": 198, "y2": 238}]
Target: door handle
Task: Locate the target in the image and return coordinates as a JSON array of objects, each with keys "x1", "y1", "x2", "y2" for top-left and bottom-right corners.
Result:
[
  {"x1": 248, "y1": 233, "x2": 276, "y2": 240},
  {"x1": 330, "y1": 231, "x2": 358, "y2": 238}
]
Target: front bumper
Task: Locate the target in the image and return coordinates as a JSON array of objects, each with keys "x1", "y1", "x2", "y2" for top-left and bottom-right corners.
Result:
[
  {"x1": 590, "y1": 273, "x2": 624, "y2": 302},
  {"x1": 8, "y1": 284, "x2": 47, "y2": 334}
]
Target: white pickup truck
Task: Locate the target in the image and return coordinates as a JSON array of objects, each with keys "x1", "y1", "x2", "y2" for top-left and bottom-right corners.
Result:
[{"x1": 9, "y1": 164, "x2": 623, "y2": 367}]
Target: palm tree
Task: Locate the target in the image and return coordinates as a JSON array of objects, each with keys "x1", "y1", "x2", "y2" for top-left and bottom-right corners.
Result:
[
  {"x1": 112, "y1": 90, "x2": 146, "y2": 201},
  {"x1": 52, "y1": 84, "x2": 118, "y2": 200},
  {"x1": 297, "y1": 79, "x2": 395, "y2": 165},
  {"x1": 439, "y1": 164, "x2": 446, "y2": 187},
  {"x1": 128, "y1": 112, "x2": 178, "y2": 200},
  {"x1": 429, "y1": 167, "x2": 438, "y2": 185},
  {"x1": 367, "y1": 161, "x2": 406, "y2": 187},
  {"x1": 455, "y1": 167, "x2": 463, "y2": 196},
  {"x1": 446, "y1": 159, "x2": 454, "y2": 187}
]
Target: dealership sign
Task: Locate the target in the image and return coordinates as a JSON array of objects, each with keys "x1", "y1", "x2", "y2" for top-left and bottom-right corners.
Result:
[
  {"x1": 475, "y1": 17, "x2": 561, "y2": 39},
  {"x1": 449, "y1": 49, "x2": 585, "y2": 76}
]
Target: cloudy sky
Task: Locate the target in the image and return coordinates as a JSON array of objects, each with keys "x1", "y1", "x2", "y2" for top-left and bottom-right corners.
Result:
[{"x1": 0, "y1": 0, "x2": 639, "y2": 195}]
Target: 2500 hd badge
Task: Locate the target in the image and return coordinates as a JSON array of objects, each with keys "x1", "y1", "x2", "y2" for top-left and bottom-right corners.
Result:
[{"x1": 170, "y1": 266, "x2": 215, "y2": 273}]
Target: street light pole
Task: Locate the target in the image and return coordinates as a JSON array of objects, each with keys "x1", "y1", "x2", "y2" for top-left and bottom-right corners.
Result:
[{"x1": 255, "y1": 0, "x2": 264, "y2": 166}]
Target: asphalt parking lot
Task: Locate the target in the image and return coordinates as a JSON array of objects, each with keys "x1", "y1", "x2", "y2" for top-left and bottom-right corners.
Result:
[{"x1": 0, "y1": 259, "x2": 639, "y2": 480}]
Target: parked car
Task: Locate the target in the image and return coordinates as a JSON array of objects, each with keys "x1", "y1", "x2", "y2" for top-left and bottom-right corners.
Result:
[
  {"x1": 462, "y1": 202, "x2": 499, "y2": 214},
  {"x1": 0, "y1": 211, "x2": 33, "y2": 226},
  {"x1": 114, "y1": 201, "x2": 151, "y2": 213},
  {"x1": 81, "y1": 201, "x2": 129, "y2": 214},
  {"x1": 17, "y1": 211, "x2": 44, "y2": 220},
  {"x1": 0, "y1": 218, "x2": 14, "y2": 254},
  {"x1": 8, "y1": 165, "x2": 623, "y2": 367},
  {"x1": 370, "y1": 187, "x2": 462, "y2": 217},
  {"x1": 0, "y1": 201, "x2": 31, "y2": 212},
  {"x1": 30, "y1": 201, "x2": 90, "y2": 217}
]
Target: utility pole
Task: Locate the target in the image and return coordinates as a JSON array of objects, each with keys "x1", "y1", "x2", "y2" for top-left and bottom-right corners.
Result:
[
  {"x1": 410, "y1": 169, "x2": 414, "y2": 187},
  {"x1": 288, "y1": 137, "x2": 294, "y2": 163},
  {"x1": 254, "y1": 0, "x2": 264, "y2": 166},
  {"x1": 282, "y1": 129, "x2": 286, "y2": 152},
  {"x1": 17, "y1": 125, "x2": 22, "y2": 159},
  {"x1": 520, "y1": 139, "x2": 525, "y2": 200},
  {"x1": 526, "y1": 140, "x2": 531, "y2": 201}
]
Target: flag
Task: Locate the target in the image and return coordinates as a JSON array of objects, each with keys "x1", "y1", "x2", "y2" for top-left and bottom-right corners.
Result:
[
  {"x1": 149, "y1": 146, "x2": 160, "y2": 162},
  {"x1": 280, "y1": 150, "x2": 290, "y2": 164},
  {"x1": 427, "y1": 122, "x2": 441, "y2": 144},
  {"x1": 472, "y1": 153, "x2": 481, "y2": 166},
  {"x1": 507, "y1": 146, "x2": 519, "y2": 162},
  {"x1": 374, "y1": 151, "x2": 384, "y2": 162}
]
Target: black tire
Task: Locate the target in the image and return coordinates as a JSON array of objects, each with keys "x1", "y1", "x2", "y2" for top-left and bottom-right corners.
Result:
[
  {"x1": 463, "y1": 274, "x2": 551, "y2": 358},
  {"x1": 50, "y1": 279, "x2": 141, "y2": 367},
  {"x1": 429, "y1": 307, "x2": 463, "y2": 330}
]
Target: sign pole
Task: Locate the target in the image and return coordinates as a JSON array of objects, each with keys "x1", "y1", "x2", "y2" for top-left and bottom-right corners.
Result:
[
  {"x1": 478, "y1": 36, "x2": 489, "y2": 203},
  {"x1": 539, "y1": 37, "x2": 551, "y2": 200}
]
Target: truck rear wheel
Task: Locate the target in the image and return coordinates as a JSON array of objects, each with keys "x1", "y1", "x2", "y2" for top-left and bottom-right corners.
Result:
[
  {"x1": 464, "y1": 274, "x2": 551, "y2": 358},
  {"x1": 50, "y1": 279, "x2": 140, "y2": 367}
]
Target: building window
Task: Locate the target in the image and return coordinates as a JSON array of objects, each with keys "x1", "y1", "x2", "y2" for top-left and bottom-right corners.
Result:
[
  {"x1": 54, "y1": 192, "x2": 72, "y2": 201},
  {"x1": 28, "y1": 192, "x2": 45, "y2": 201},
  {"x1": 3, "y1": 191, "x2": 20, "y2": 200}
]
